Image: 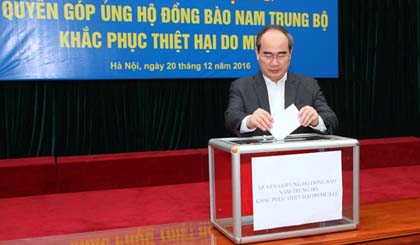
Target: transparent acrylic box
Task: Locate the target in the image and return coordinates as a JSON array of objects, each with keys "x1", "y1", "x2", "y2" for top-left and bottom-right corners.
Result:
[{"x1": 208, "y1": 134, "x2": 359, "y2": 244}]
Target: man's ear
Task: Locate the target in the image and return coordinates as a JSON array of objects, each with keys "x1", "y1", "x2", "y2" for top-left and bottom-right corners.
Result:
[{"x1": 255, "y1": 48, "x2": 260, "y2": 61}]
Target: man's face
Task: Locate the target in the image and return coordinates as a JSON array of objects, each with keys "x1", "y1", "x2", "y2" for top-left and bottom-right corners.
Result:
[{"x1": 255, "y1": 29, "x2": 292, "y2": 82}]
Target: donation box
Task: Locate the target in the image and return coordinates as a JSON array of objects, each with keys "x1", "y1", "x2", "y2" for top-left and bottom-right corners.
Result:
[{"x1": 208, "y1": 134, "x2": 359, "y2": 244}]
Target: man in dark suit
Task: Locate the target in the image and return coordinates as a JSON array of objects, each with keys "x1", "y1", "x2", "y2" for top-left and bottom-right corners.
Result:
[{"x1": 225, "y1": 25, "x2": 338, "y2": 137}]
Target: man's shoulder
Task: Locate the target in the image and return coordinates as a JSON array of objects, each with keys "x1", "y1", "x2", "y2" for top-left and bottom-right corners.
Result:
[
  {"x1": 231, "y1": 73, "x2": 263, "y2": 87},
  {"x1": 233, "y1": 73, "x2": 262, "y2": 83},
  {"x1": 288, "y1": 72, "x2": 316, "y2": 83}
]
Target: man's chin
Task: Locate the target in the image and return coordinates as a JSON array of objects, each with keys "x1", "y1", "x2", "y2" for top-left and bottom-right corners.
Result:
[{"x1": 268, "y1": 73, "x2": 282, "y2": 81}]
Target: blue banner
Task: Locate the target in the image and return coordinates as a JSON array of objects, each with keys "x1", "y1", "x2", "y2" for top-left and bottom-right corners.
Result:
[{"x1": 0, "y1": 0, "x2": 337, "y2": 80}]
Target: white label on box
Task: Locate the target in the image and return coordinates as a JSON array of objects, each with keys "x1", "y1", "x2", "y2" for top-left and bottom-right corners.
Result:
[{"x1": 252, "y1": 151, "x2": 343, "y2": 231}]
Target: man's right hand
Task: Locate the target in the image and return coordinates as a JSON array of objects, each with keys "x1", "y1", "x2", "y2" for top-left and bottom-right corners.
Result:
[{"x1": 246, "y1": 108, "x2": 274, "y2": 131}]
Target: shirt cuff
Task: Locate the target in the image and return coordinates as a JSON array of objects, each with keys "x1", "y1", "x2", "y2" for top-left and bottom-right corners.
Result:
[
  {"x1": 310, "y1": 116, "x2": 327, "y2": 133},
  {"x1": 240, "y1": 115, "x2": 257, "y2": 133}
]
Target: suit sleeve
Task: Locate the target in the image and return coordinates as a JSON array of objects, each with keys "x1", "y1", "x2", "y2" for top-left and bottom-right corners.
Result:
[
  {"x1": 224, "y1": 80, "x2": 247, "y2": 136},
  {"x1": 311, "y1": 81, "x2": 339, "y2": 134}
]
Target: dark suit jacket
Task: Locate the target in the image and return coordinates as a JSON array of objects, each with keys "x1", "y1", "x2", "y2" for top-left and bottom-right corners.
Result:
[{"x1": 224, "y1": 72, "x2": 338, "y2": 137}]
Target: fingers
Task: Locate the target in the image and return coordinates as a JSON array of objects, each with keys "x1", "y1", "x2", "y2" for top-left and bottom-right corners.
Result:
[
  {"x1": 247, "y1": 108, "x2": 274, "y2": 131},
  {"x1": 299, "y1": 106, "x2": 319, "y2": 127}
]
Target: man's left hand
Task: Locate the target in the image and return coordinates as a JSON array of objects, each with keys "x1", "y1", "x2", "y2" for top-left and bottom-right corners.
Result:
[{"x1": 298, "y1": 106, "x2": 319, "y2": 127}]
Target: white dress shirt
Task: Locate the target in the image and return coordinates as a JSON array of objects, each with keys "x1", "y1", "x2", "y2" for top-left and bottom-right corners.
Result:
[{"x1": 240, "y1": 73, "x2": 327, "y2": 133}]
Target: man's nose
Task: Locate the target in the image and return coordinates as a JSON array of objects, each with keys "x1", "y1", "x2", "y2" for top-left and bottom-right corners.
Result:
[{"x1": 271, "y1": 57, "x2": 281, "y2": 65}]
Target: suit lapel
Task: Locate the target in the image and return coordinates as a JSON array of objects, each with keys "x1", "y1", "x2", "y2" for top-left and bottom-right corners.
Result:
[
  {"x1": 253, "y1": 73, "x2": 271, "y2": 113},
  {"x1": 285, "y1": 74, "x2": 297, "y2": 108}
]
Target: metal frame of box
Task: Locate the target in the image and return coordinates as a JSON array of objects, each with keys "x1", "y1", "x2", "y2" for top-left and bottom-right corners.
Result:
[{"x1": 208, "y1": 134, "x2": 359, "y2": 244}]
